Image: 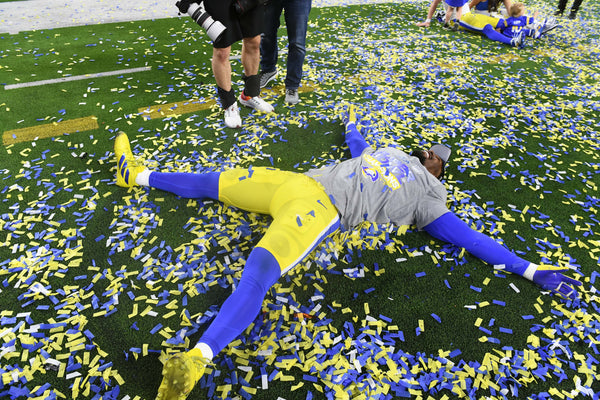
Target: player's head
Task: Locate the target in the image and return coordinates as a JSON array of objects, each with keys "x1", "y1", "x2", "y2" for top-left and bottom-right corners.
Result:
[
  {"x1": 487, "y1": 0, "x2": 500, "y2": 13},
  {"x1": 410, "y1": 144, "x2": 452, "y2": 181},
  {"x1": 509, "y1": 2, "x2": 526, "y2": 17}
]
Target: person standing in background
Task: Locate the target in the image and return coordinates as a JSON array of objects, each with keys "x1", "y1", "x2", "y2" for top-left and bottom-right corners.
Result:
[
  {"x1": 259, "y1": 0, "x2": 312, "y2": 105},
  {"x1": 554, "y1": 0, "x2": 583, "y2": 19},
  {"x1": 177, "y1": 0, "x2": 275, "y2": 129}
]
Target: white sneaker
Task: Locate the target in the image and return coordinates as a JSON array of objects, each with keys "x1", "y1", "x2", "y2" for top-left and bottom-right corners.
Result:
[
  {"x1": 224, "y1": 102, "x2": 241, "y2": 128},
  {"x1": 510, "y1": 31, "x2": 524, "y2": 48},
  {"x1": 285, "y1": 89, "x2": 299, "y2": 105},
  {"x1": 239, "y1": 94, "x2": 274, "y2": 113}
]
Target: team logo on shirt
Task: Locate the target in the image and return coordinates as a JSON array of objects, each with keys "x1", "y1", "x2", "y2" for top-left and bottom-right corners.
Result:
[
  {"x1": 362, "y1": 166, "x2": 379, "y2": 182},
  {"x1": 362, "y1": 151, "x2": 415, "y2": 190}
]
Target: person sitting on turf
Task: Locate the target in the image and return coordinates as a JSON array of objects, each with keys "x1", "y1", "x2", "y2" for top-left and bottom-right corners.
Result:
[
  {"x1": 482, "y1": 2, "x2": 544, "y2": 47},
  {"x1": 113, "y1": 106, "x2": 582, "y2": 400},
  {"x1": 459, "y1": 0, "x2": 558, "y2": 39}
]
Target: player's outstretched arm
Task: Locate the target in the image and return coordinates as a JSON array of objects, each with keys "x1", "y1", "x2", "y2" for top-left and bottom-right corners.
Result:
[
  {"x1": 423, "y1": 212, "x2": 582, "y2": 299},
  {"x1": 416, "y1": 0, "x2": 443, "y2": 27},
  {"x1": 341, "y1": 105, "x2": 371, "y2": 158}
]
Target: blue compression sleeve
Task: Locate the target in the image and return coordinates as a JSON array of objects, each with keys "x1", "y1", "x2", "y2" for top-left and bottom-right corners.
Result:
[
  {"x1": 483, "y1": 24, "x2": 514, "y2": 45},
  {"x1": 345, "y1": 122, "x2": 370, "y2": 158},
  {"x1": 149, "y1": 171, "x2": 220, "y2": 199},
  {"x1": 199, "y1": 247, "x2": 281, "y2": 356},
  {"x1": 423, "y1": 212, "x2": 530, "y2": 275}
]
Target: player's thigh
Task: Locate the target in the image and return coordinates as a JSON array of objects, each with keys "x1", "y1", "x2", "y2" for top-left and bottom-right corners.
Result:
[
  {"x1": 218, "y1": 167, "x2": 296, "y2": 214},
  {"x1": 257, "y1": 187, "x2": 340, "y2": 275},
  {"x1": 460, "y1": 12, "x2": 500, "y2": 32}
]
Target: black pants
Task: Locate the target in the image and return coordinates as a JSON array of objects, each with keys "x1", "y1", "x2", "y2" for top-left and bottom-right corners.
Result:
[{"x1": 557, "y1": 0, "x2": 583, "y2": 13}]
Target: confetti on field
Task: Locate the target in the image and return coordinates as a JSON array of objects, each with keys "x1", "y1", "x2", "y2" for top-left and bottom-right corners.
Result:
[{"x1": 1, "y1": 0, "x2": 600, "y2": 399}]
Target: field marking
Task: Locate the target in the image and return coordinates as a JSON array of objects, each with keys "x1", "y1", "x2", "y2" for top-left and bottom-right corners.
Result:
[
  {"x1": 4, "y1": 66, "x2": 152, "y2": 90},
  {"x1": 138, "y1": 83, "x2": 321, "y2": 120},
  {"x1": 3, "y1": 116, "x2": 99, "y2": 145},
  {"x1": 138, "y1": 99, "x2": 218, "y2": 120}
]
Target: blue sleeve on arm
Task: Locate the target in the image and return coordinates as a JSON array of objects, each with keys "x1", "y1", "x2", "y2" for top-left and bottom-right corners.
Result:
[
  {"x1": 345, "y1": 122, "x2": 371, "y2": 158},
  {"x1": 423, "y1": 212, "x2": 529, "y2": 275}
]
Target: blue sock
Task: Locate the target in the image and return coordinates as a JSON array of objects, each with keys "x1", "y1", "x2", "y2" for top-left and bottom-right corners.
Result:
[
  {"x1": 483, "y1": 24, "x2": 514, "y2": 46},
  {"x1": 149, "y1": 171, "x2": 220, "y2": 199},
  {"x1": 199, "y1": 247, "x2": 281, "y2": 356}
]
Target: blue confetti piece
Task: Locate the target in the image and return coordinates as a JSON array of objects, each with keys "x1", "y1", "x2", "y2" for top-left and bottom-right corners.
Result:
[
  {"x1": 150, "y1": 324, "x2": 163, "y2": 334},
  {"x1": 379, "y1": 314, "x2": 392, "y2": 323},
  {"x1": 470, "y1": 285, "x2": 482, "y2": 292}
]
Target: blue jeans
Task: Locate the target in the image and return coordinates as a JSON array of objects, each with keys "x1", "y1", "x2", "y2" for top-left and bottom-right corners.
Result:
[{"x1": 260, "y1": 0, "x2": 312, "y2": 90}]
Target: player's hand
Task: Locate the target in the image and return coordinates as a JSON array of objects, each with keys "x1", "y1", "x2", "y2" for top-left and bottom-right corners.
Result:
[
  {"x1": 416, "y1": 21, "x2": 431, "y2": 27},
  {"x1": 341, "y1": 104, "x2": 357, "y2": 126},
  {"x1": 532, "y1": 265, "x2": 582, "y2": 299}
]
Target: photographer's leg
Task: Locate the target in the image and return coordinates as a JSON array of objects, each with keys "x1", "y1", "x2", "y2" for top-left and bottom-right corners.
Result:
[
  {"x1": 213, "y1": 46, "x2": 233, "y2": 93},
  {"x1": 239, "y1": 35, "x2": 274, "y2": 112},
  {"x1": 241, "y1": 35, "x2": 261, "y2": 78},
  {"x1": 213, "y1": 45, "x2": 242, "y2": 127}
]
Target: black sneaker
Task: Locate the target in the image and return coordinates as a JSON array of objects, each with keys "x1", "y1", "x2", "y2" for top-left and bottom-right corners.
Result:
[{"x1": 259, "y1": 70, "x2": 278, "y2": 88}]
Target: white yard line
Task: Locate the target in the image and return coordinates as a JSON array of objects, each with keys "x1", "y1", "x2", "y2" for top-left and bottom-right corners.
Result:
[{"x1": 4, "y1": 66, "x2": 151, "y2": 90}]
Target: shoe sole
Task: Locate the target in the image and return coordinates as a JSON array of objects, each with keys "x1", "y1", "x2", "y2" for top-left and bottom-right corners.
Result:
[{"x1": 156, "y1": 355, "x2": 195, "y2": 400}]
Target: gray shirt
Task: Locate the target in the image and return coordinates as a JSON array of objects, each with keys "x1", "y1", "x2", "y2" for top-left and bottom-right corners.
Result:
[{"x1": 304, "y1": 147, "x2": 449, "y2": 230}]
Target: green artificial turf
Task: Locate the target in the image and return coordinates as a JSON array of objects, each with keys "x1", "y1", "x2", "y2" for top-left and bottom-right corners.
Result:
[{"x1": 1, "y1": 1, "x2": 600, "y2": 399}]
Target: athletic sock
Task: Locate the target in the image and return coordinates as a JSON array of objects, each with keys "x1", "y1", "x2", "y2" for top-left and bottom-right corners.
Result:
[
  {"x1": 242, "y1": 74, "x2": 260, "y2": 98},
  {"x1": 217, "y1": 86, "x2": 236, "y2": 109},
  {"x1": 149, "y1": 171, "x2": 220, "y2": 199},
  {"x1": 198, "y1": 247, "x2": 280, "y2": 356},
  {"x1": 135, "y1": 169, "x2": 151, "y2": 186},
  {"x1": 193, "y1": 343, "x2": 214, "y2": 360}
]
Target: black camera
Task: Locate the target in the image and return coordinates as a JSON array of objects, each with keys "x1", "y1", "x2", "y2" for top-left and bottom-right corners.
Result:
[{"x1": 176, "y1": 0, "x2": 226, "y2": 43}]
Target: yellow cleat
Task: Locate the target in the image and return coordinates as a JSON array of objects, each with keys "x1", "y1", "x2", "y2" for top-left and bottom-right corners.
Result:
[
  {"x1": 156, "y1": 348, "x2": 207, "y2": 400},
  {"x1": 346, "y1": 104, "x2": 357, "y2": 125},
  {"x1": 114, "y1": 132, "x2": 146, "y2": 188},
  {"x1": 341, "y1": 103, "x2": 356, "y2": 126}
]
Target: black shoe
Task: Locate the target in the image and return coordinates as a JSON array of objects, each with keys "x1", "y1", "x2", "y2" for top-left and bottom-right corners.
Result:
[
  {"x1": 568, "y1": 11, "x2": 577, "y2": 19},
  {"x1": 443, "y1": 22, "x2": 457, "y2": 31},
  {"x1": 553, "y1": 10, "x2": 563, "y2": 16}
]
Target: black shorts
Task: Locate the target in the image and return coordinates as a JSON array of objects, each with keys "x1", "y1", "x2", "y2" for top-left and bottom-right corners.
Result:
[{"x1": 204, "y1": 0, "x2": 265, "y2": 48}]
